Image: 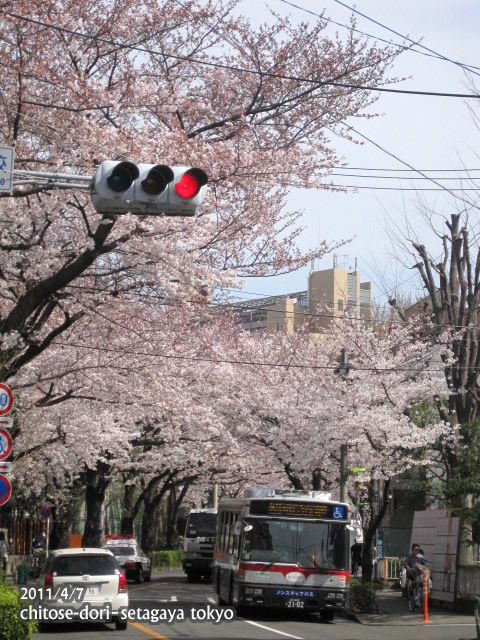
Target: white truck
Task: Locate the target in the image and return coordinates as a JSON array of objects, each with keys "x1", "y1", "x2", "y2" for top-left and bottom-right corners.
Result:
[{"x1": 183, "y1": 508, "x2": 217, "y2": 582}]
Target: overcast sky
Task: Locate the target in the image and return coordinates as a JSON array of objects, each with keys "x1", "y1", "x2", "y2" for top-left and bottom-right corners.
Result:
[{"x1": 233, "y1": 0, "x2": 480, "y2": 304}]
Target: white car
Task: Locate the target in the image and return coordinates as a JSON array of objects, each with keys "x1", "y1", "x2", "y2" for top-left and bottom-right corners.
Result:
[{"x1": 35, "y1": 548, "x2": 129, "y2": 631}]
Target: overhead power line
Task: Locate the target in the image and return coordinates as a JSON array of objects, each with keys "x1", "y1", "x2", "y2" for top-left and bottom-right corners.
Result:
[
  {"x1": 52, "y1": 339, "x2": 453, "y2": 372},
  {"x1": 65, "y1": 283, "x2": 480, "y2": 332},
  {"x1": 6, "y1": 13, "x2": 480, "y2": 99},
  {"x1": 332, "y1": 0, "x2": 480, "y2": 79},
  {"x1": 333, "y1": 167, "x2": 480, "y2": 173},
  {"x1": 331, "y1": 172, "x2": 480, "y2": 181},
  {"x1": 278, "y1": 0, "x2": 480, "y2": 75},
  {"x1": 327, "y1": 185, "x2": 480, "y2": 191}
]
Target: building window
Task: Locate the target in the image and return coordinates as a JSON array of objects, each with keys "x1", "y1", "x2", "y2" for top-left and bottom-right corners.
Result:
[{"x1": 338, "y1": 299, "x2": 344, "y2": 311}]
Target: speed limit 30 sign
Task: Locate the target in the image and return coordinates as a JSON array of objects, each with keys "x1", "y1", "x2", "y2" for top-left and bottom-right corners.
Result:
[{"x1": 0, "y1": 384, "x2": 13, "y2": 416}]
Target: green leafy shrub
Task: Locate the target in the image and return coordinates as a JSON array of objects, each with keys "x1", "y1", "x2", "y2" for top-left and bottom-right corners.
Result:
[
  {"x1": 349, "y1": 580, "x2": 382, "y2": 613},
  {"x1": 152, "y1": 550, "x2": 183, "y2": 569},
  {"x1": 0, "y1": 580, "x2": 37, "y2": 640}
]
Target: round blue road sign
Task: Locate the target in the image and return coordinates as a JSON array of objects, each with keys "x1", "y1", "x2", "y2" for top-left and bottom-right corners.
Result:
[
  {"x1": 40, "y1": 506, "x2": 52, "y2": 520},
  {"x1": 0, "y1": 473, "x2": 12, "y2": 506}
]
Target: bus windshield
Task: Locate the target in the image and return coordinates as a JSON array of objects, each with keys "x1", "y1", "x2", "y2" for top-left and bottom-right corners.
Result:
[
  {"x1": 241, "y1": 519, "x2": 348, "y2": 570},
  {"x1": 186, "y1": 513, "x2": 217, "y2": 537}
]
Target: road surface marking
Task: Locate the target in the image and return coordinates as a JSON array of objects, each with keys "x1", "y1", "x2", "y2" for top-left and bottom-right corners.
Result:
[
  {"x1": 207, "y1": 597, "x2": 216, "y2": 604},
  {"x1": 421, "y1": 623, "x2": 476, "y2": 626},
  {"x1": 171, "y1": 595, "x2": 177, "y2": 601},
  {"x1": 130, "y1": 622, "x2": 168, "y2": 639},
  {"x1": 242, "y1": 619, "x2": 303, "y2": 639},
  {"x1": 130, "y1": 581, "x2": 171, "y2": 592}
]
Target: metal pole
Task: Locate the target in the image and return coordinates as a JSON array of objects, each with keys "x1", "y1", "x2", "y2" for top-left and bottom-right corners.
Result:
[
  {"x1": 340, "y1": 444, "x2": 347, "y2": 502},
  {"x1": 12, "y1": 180, "x2": 92, "y2": 190},
  {"x1": 13, "y1": 170, "x2": 92, "y2": 181},
  {"x1": 46, "y1": 518, "x2": 50, "y2": 556},
  {"x1": 212, "y1": 483, "x2": 218, "y2": 509},
  {"x1": 422, "y1": 573, "x2": 430, "y2": 623}
]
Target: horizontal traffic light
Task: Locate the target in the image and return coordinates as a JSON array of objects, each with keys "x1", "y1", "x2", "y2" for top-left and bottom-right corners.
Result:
[{"x1": 91, "y1": 161, "x2": 208, "y2": 216}]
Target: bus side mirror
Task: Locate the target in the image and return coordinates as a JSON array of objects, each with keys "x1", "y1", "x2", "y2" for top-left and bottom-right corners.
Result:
[{"x1": 243, "y1": 524, "x2": 253, "y2": 533}]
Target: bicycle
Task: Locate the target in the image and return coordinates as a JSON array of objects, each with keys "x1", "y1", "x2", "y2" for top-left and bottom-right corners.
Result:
[{"x1": 408, "y1": 574, "x2": 425, "y2": 613}]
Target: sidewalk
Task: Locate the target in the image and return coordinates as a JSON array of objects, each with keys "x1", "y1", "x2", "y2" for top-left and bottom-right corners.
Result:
[{"x1": 352, "y1": 588, "x2": 476, "y2": 626}]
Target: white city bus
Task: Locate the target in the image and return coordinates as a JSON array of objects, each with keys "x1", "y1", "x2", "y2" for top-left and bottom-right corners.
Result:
[{"x1": 213, "y1": 488, "x2": 351, "y2": 621}]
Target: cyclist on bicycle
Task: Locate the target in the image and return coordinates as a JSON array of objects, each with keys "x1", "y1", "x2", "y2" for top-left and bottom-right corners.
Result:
[
  {"x1": 403, "y1": 543, "x2": 429, "y2": 598},
  {"x1": 32, "y1": 532, "x2": 46, "y2": 550}
]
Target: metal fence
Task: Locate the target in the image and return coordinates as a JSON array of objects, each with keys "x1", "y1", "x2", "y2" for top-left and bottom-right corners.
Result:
[{"x1": 376, "y1": 557, "x2": 403, "y2": 581}]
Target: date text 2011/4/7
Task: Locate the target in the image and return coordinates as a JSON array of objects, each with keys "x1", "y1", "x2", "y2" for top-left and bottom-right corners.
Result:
[{"x1": 20, "y1": 586, "x2": 87, "y2": 603}]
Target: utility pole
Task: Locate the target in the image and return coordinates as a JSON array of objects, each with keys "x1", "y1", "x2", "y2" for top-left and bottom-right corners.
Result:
[
  {"x1": 337, "y1": 348, "x2": 349, "y2": 503},
  {"x1": 211, "y1": 483, "x2": 218, "y2": 509},
  {"x1": 340, "y1": 444, "x2": 348, "y2": 503}
]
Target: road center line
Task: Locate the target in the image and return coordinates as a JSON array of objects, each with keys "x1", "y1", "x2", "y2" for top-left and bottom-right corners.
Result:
[
  {"x1": 242, "y1": 619, "x2": 303, "y2": 639},
  {"x1": 130, "y1": 621, "x2": 168, "y2": 639}
]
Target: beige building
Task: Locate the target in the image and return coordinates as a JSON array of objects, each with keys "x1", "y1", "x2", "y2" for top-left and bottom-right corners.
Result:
[{"x1": 234, "y1": 265, "x2": 372, "y2": 334}]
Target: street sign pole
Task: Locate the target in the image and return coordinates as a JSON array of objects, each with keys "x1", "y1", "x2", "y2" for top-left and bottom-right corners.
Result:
[
  {"x1": 0, "y1": 384, "x2": 14, "y2": 505},
  {"x1": 46, "y1": 518, "x2": 50, "y2": 556}
]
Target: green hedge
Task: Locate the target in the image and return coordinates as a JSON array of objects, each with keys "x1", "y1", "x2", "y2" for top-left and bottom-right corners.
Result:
[
  {"x1": 348, "y1": 580, "x2": 382, "y2": 613},
  {"x1": 0, "y1": 576, "x2": 37, "y2": 640},
  {"x1": 152, "y1": 550, "x2": 184, "y2": 569}
]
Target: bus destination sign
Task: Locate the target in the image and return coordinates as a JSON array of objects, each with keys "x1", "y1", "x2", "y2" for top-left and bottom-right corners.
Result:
[{"x1": 249, "y1": 500, "x2": 347, "y2": 520}]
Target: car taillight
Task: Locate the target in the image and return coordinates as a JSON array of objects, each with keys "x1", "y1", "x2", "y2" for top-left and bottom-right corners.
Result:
[
  {"x1": 118, "y1": 572, "x2": 127, "y2": 594},
  {"x1": 44, "y1": 574, "x2": 54, "y2": 588},
  {"x1": 122, "y1": 561, "x2": 136, "y2": 568}
]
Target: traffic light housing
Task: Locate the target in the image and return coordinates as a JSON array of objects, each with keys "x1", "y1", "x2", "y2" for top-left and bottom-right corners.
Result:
[{"x1": 91, "y1": 161, "x2": 208, "y2": 216}]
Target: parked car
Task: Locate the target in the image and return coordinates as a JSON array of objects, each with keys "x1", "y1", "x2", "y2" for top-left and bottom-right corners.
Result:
[
  {"x1": 35, "y1": 547, "x2": 128, "y2": 631},
  {"x1": 104, "y1": 534, "x2": 152, "y2": 583}
]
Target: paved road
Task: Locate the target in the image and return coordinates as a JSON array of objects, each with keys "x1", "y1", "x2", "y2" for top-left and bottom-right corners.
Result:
[{"x1": 32, "y1": 570, "x2": 477, "y2": 640}]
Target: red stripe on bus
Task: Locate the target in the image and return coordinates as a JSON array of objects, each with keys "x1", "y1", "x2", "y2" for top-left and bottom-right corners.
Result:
[{"x1": 239, "y1": 563, "x2": 350, "y2": 577}]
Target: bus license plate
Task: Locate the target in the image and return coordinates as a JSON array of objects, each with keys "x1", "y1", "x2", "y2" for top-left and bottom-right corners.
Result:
[{"x1": 286, "y1": 598, "x2": 305, "y2": 608}]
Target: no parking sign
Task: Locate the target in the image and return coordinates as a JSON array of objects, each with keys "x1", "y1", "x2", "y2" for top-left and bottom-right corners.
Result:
[{"x1": 0, "y1": 474, "x2": 11, "y2": 506}]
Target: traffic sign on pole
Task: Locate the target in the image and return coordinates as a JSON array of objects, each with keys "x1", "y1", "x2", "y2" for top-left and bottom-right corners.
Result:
[
  {"x1": 0, "y1": 429, "x2": 12, "y2": 461},
  {"x1": 0, "y1": 384, "x2": 13, "y2": 416},
  {"x1": 0, "y1": 474, "x2": 12, "y2": 506},
  {"x1": 0, "y1": 462, "x2": 12, "y2": 473},
  {"x1": 0, "y1": 417, "x2": 13, "y2": 429},
  {"x1": 40, "y1": 506, "x2": 52, "y2": 520},
  {"x1": 0, "y1": 146, "x2": 15, "y2": 193}
]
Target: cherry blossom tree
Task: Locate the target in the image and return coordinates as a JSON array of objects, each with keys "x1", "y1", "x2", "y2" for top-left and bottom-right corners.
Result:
[
  {"x1": 0, "y1": 0, "x2": 410, "y2": 543},
  {"x1": 211, "y1": 314, "x2": 453, "y2": 580},
  {"x1": 0, "y1": 0, "x2": 403, "y2": 384}
]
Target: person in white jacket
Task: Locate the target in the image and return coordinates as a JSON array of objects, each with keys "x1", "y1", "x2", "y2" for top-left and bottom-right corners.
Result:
[{"x1": 0, "y1": 539, "x2": 8, "y2": 573}]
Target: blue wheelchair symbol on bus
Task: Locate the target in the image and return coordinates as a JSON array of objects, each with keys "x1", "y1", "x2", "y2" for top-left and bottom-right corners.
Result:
[{"x1": 333, "y1": 506, "x2": 344, "y2": 519}]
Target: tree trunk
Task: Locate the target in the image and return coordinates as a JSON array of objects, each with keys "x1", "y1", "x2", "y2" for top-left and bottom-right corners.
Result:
[
  {"x1": 82, "y1": 462, "x2": 111, "y2": 547},
  {"x1": 166, "y1": 482, "x2": 191, "y2": 549},
  {"x1": 361, "y1": 479, "x2": 391, "y2": 583},
  {"x1": 49, "y1": 503, "x2": 76, "y2": 550},
  {"x1": 141, "y1": 474, "x2": 176, "y2": 554},
  {"x1": 459, "y1": 494, "x2": 474, "y2": 565},
  {"x1": 120, "y1": 481, "x2": 136, "y2": 534}
]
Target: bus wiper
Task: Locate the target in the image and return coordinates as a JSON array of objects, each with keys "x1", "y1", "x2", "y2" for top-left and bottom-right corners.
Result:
[{"x1": 298, "y1": 547, "x2": 321, "y2": 571}]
